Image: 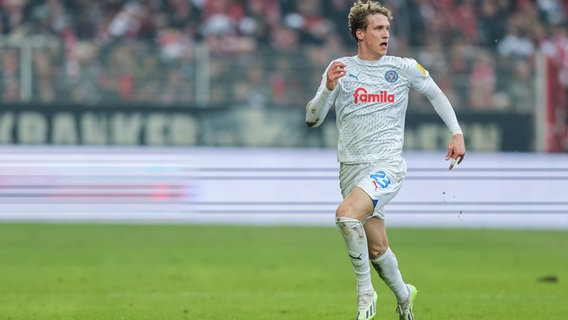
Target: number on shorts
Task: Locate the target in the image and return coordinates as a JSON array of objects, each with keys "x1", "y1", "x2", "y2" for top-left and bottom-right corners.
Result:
[{"x1": 370, "y1": 171, "x2": 391, "y2": 189}]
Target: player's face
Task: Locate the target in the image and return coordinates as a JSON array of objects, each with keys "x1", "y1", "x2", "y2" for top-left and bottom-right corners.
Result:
[{"x1": 358, "y1": 14, "x2": 390, "y2": 60}]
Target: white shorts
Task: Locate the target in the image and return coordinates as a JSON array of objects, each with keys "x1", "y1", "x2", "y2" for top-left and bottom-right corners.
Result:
[{"x1": 339, "y1": 160, "x2": 407, "y2": 220}]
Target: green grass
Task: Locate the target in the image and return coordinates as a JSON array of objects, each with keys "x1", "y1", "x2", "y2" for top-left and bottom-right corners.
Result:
[{"x1": 0, "y1": 223, "x2": 567, "y2": 320}]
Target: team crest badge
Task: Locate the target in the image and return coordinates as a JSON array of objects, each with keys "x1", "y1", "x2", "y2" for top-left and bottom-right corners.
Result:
[{"x1": 385, "y1": 70, "x2": 398, "y2": 83}]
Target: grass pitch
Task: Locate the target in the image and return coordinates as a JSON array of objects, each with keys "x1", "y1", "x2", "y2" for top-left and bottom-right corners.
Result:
[{"x1": 0, "y1": 223, "x2": 566, "y2": 320}]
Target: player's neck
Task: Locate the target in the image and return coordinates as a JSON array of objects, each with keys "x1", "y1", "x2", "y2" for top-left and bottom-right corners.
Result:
[{"x1": 357, "y1": 50, "x2": 386, "y2": 61}]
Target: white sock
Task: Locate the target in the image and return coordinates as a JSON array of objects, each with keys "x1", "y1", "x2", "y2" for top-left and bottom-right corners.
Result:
[
  {"x1": 335, "y1": 217, "x2": 374, "y2": 294},
  {"x1": 370, "y1": 247, "x2": 409, "y2": 303}
]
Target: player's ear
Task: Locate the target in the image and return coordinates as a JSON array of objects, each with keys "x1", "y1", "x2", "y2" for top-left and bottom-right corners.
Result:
[{"x1": 357, "y1": 30, "x2": 364, "y2": 41}]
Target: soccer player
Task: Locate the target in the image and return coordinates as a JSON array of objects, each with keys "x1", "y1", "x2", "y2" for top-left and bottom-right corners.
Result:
[{"x1": 305, "y1": 1, "x2": 466, "y2": 320}]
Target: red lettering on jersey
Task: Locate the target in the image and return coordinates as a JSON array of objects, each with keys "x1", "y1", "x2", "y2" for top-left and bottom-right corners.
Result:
[{"x1": 353, "y1": 88, "x2": 395, "y2": 104}]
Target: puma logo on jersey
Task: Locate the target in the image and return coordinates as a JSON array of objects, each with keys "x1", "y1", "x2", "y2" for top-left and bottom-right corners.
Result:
[
  {"x1": 353, "y1": 87, "x2": 395, "y2": 104},
  {"x1": 348, "y1": 73, "x2": 359, "y2": 80}
]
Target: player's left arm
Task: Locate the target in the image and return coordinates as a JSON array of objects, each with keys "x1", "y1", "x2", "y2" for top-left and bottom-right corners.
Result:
[
  {"x1": 422, "y1": 81, "x2": 465, "y2": 170},
  {"x1": 409, "y1": 60, "x2": 466, "y2": 170}
]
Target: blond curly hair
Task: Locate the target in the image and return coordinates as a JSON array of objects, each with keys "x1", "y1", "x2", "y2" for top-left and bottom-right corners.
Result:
[{"x1": 348, "y1": 0, "x2": 393, "y2": 42}]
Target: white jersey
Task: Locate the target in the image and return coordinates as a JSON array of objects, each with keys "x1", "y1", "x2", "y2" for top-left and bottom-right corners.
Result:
[{"x1": 306, "y1": 55, "x2": 462, "y2": 163}]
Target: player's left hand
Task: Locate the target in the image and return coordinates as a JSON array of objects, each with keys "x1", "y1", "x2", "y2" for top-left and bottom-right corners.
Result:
[{"x1": 446, "y1": 134, "x2": 465, "y2": 170}]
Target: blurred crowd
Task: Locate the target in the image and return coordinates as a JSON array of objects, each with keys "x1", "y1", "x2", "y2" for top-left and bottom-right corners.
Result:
[{"x1": 0, "y1": 0, "x2": 567, "y2": 114}]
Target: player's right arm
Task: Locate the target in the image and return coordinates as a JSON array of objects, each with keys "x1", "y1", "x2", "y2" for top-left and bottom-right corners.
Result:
[{"x1": 305, "y1": 61, "x2": 344, "y2": 128}]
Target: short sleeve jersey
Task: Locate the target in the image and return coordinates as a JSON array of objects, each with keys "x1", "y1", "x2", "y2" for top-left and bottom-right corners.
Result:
[{"x1": 326, "y1": 55, "x2": 431, "y2": 163}]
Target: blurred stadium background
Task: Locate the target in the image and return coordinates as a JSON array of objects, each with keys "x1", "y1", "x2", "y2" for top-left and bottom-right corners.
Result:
[{"x1": 0, "y1": 0, "x2": 567, "y2": 228}]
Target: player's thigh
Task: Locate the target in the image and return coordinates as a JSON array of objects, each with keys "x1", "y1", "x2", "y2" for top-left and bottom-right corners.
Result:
[
  {"x1": 338, "y1": 161, "x2": 405, "y2": 220},
  {"x1": 336, "y1": 186, "x2": 375, "y2": 221},
  {"x1": 357, "y1": 164, "x2": 405, "y2": 220}
]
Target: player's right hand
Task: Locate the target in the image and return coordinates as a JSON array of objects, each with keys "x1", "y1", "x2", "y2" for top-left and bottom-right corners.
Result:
[{"x1": 326, "y1": 61, "x2": 346, "y2": 91}]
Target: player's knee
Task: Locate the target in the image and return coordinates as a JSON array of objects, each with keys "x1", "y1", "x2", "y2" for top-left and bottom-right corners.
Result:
[
  {"x1": 335, "y1": 202, "x2": 357, "y2": 219},
  {"x1": 368, "y1": 242, "x2": 389, "y2": 260}
]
